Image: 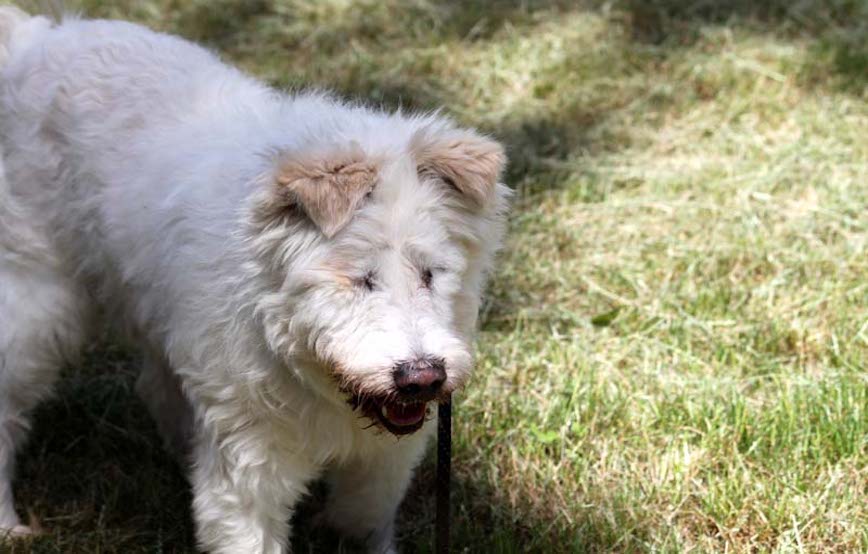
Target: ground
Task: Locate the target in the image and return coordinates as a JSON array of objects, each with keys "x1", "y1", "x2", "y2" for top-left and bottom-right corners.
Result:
[{"x1": 4, "y1": 0, "x2": 867, "y2": 552}]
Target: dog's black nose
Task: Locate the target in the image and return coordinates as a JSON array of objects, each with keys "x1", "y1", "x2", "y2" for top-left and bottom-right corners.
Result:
[{"x1": 393, "y1": 358, "x2": 446, "y2": 400}]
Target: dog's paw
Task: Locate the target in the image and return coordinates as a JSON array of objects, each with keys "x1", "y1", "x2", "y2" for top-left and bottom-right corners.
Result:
[
  {"x1": 1, "y1": 510, "x2": 43, "y2": 541},
  {"x1": 0, "y1": 524, "x2": 37, "y2": 540}
]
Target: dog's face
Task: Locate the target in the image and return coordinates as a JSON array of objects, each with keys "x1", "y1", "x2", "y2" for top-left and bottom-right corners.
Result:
[{"x1": 251, "y1": 123, "x2": 508, "y2": 435}]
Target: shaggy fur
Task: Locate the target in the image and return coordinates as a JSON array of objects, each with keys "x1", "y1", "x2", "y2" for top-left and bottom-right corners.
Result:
[{"x1": 0, "y1": 8, "x2": 508, "y2": 554}]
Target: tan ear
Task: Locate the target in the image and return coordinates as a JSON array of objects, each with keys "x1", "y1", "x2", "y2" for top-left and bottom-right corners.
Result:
[
  {"x1": 273, "y1": 147, "x2": 377, "y2": 238},
  {"x1": 411, "y1": 128, "x2": 506, "y2": 208}
]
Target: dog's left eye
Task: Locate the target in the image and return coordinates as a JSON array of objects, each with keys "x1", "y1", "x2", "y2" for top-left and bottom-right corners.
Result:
[{"x1": 421, "y1": 268, "x2": 433, "y2": 289}]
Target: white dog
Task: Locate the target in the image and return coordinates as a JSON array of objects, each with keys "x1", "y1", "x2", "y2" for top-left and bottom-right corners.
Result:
[{"x1": 0, "y1": 7, "x2": 508, "y2": 553}]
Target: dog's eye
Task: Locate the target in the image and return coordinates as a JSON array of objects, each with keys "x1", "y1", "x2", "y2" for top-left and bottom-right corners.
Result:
[
  {"x1": 421, "y1": 268, "x2": 433, "y2": 289},
  {"x1": 357, "y1": 271, "x2": 376, "y2": 292},
  {"x1": 440, "y1": 176, "x2": 459, "y2": 192}
]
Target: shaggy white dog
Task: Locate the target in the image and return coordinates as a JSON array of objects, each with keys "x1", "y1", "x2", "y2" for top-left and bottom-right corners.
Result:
[{"x1": 0, "y1": 7, "x2": 508, "y2": 553}]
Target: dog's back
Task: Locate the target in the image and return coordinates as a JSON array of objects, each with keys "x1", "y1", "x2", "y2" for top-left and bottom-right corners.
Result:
[
  {"x1": 0, "y1": 10, "x2": 270, "y2": 195},
  {"x1": 0, "y1": 10, "x2": 279, "y2": 305},
  {"x1": 0, "y1": 9, "x2": 57, "y2": 266},
  {"x1": 0, "y1": 6, "x2": 44, "y2": 66}
]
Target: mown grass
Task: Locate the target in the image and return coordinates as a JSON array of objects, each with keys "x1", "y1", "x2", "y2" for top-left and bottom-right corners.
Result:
[{"x1": 5, "y1": 0, "x2": 867, "y2": 552}]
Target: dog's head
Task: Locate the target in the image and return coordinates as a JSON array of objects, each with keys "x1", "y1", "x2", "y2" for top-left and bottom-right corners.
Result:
[{"x1": 248, "y1": 116, "x2": 509, "y2": 435}]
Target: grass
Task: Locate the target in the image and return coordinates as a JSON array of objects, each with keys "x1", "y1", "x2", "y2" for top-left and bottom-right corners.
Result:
[{"x1": 4, "y1": 0, "x2": 867, "y2": 552}]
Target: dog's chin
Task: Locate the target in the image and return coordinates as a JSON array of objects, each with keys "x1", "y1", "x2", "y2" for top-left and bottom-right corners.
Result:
[{"x1": 351, "y1": 395, "x2": 431, "y2": 436}]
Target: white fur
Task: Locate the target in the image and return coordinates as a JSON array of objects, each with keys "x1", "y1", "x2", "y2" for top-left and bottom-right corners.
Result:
[{"x1": 0, "y1": 9, "x2": 507, "y2": 554}]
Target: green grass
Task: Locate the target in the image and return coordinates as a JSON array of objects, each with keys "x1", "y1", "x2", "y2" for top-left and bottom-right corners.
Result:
[{"x1": 5, "y1": 0, "x2": 867, "y2": 552}]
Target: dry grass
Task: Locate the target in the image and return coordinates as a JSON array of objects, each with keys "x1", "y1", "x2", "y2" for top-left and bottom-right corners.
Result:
[{"x1": 4, "y1": 0, "x2": 867, "y2": 552}]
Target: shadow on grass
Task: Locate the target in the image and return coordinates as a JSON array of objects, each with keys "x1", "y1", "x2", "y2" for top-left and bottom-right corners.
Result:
[
  {"x1": 621, "y1": 0, "x2": 867, "y2": 91},
  {"x1": 172, "y1": 0, "x2": 866, "y2": 93},
  {"x1": 171, "y1": 0, "x2": 578, "y2": 46},
  {"x1": 9, "y1": 345, "x2": 196, "y2": 554}
]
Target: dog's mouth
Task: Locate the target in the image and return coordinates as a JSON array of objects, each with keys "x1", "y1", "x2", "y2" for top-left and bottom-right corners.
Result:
[
  {"x1": 377, "y1": 400, "x2": 428, "y2": 434},
  {"x1": 351, "y1": 395, "x2": 430, "y2": 435}
]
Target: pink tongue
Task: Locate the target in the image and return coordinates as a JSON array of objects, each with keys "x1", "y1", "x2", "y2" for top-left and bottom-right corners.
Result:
[{"x1": 384, "y1": 402, "x2": 426, "y2": 427}]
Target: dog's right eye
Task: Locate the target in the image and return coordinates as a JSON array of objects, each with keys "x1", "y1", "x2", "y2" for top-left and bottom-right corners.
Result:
[{"x1": 357, "y1": 271, "x2": 376, "y2": 292}]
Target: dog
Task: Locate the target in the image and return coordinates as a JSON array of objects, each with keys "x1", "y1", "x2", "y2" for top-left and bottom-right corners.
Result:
[{"x1": 0, "y1": 7, "x2": 508, "y2": 553}]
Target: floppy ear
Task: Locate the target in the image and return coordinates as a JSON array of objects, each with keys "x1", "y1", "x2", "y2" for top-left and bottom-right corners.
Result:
[
  {"x1": 268, "y1": 146, "x2": 377, "y2": 238},
  {"x1": 412, "y1": 128, "x2": 506, "y2": 208}
]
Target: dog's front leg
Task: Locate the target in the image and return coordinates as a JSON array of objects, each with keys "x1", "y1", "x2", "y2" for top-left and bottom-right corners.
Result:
[
  {"x1": 323, "y1": 434, "x2": 430, "y2": 554},
  {"x1": 190, "y1": 423, "x2": 315, "y2": 554}
]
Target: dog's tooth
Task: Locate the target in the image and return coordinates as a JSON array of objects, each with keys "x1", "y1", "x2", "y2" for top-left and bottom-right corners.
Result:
[{"x1": 381, "y1": 405, "x2": 389, "y2": 418}]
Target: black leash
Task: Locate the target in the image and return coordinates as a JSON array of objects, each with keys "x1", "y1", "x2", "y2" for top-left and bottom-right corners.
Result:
[{"x1": 436, "y1": 398, "x2": 451, "y2": 554}]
